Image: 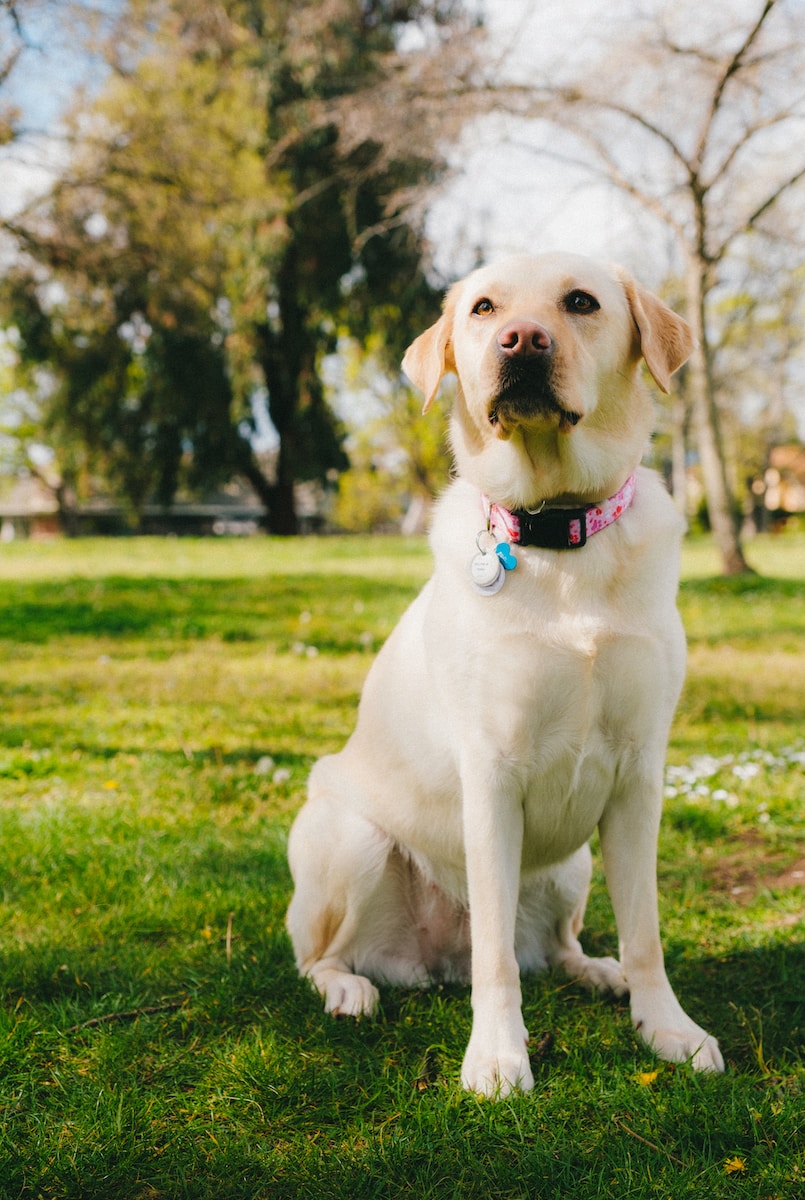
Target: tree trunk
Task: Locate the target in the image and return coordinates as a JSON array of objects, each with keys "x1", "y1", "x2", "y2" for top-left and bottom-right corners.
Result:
[
  {"x1": 238, "y1": 447, "x2": 298, "y2": 536},
  {"x1": 685, "y1": 255, "x2": 753, "y2": 575},
  {"x1": 266, "y1": 471, "x2": 299, "y2": 536},
  {"x1": 670, "y1": 388, "x2": 688, "y2": 518}
]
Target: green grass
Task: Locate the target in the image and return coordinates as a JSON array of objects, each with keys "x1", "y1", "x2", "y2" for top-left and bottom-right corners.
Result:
[{"x1": 0, "y1": 533, "x2": 803, "y2": 1199}]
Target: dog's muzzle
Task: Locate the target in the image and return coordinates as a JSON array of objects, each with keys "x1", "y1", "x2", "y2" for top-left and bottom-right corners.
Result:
[
  {"x1": 489, "y1": 320, "x2": 581, "y2": 431},
  {"x1": 489, "y1": 359, "x2": 582, "y2": 431}
]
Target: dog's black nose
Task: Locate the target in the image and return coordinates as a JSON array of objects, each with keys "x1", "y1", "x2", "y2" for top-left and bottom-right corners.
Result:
[{"x1": 497, "y1": 321, "x2": 552, "y2": 358}]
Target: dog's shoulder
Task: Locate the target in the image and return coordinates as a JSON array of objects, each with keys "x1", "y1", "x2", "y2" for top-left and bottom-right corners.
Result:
[{"x1": 429, "y1": 478, "x2": 485, "y2": 560}]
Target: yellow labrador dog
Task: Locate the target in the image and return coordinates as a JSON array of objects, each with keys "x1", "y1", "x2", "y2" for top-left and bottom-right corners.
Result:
[{"x1": 287, "y1": 252, "x2": 723, "y2": 1096}]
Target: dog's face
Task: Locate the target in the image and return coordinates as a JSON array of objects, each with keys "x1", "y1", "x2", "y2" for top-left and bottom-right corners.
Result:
[{"x1": 403, "y1": 253, "x2": 694, "y2": 506}]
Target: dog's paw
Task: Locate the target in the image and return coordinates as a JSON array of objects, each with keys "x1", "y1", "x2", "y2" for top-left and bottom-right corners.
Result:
[
  {"x1": 461, "y1": 1050, "x2": 534, "y2": 1098},
  {"x1": 565, "y1": 952, "x2": 629, "y2": 997},
  {"x1": 643, "y1": 1023, "x2": 724, "y2": 1073},
  {"x1": 635, "y1": 1003, "x2": 724, "y2": 1073},
  {"x1": 689, "y1": 1033, "x2": 724, "y2": 1073},
  {"x1": 322, "y1": 972, "x2": 379, "y2": 1019},
  {"x1": 460, "y1": 1032, "x2": 534, "y2": 1098}
]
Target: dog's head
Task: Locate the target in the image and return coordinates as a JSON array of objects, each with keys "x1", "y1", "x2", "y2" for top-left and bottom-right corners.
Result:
[{"x1": 403, "y1": 253, "x2": 693, "y2": 507}]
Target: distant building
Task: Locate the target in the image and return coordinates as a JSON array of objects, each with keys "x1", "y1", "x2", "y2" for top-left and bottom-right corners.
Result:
[
  {"x1": 750, "y1": 444, "x2": 805, "y2": 529},
  {"x1": 0, "y1": 476, "x2": 61, "y2": 541},
  {"x1": 0, "y1": 475, "x2": 269, "y2": 539}
]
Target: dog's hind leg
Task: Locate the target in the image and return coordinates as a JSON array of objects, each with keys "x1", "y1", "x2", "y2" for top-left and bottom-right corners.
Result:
[
  {"x1": 287, "y1": 758, "x2": 435, "y2": 1015},
  {"x1": 519, "y1": 847, "x2": 628, "y2": 996},
  {"x1": 286, "y1": 783, "x2": 389, "y2": 1016}
]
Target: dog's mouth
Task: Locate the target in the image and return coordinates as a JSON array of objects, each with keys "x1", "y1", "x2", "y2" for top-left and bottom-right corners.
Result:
[{"x1": 488, "y1": 371, "x2": 582, "y2": 434}]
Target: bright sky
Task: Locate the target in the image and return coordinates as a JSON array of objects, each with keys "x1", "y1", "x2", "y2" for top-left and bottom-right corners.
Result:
[
  {"x1": 0, "y1": 0, "x2": 649, "y2": 247},
  {"x1": 2, "y1": 0, "x2": 802, "y2": 289},
  {"x1": 426, "y1": 0, "x2": 748, "y2": 283},
  {"x1": 427, "y1": 0, "x2": 805, "y2": 284},
  {"x1": 0, "y1": 0, "x2": 118, "y2": 219}
]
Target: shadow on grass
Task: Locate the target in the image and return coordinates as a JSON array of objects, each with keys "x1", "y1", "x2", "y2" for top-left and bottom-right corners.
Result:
[
  {"x1": 260, "y1": 937, "x2": 805, "y2": 1091},
  {"x1": 19, "y1": 940, "x2": 795, "y2": 1091},
  {"x1": 1, "y1": 918, "x2": 802, "y2": 1200},
  {"x1": 679, "y1": 574, "x2": 805, "y2": 647},
  {"x1": 0, "y1": 573, "x2": 418, "y2": 651},
  {"x1": 669, "y1": 940, "x2": 805, "y2": 1071},
  {"x1": 0, "y1": 736, "x2": 312, "y2": 772}
]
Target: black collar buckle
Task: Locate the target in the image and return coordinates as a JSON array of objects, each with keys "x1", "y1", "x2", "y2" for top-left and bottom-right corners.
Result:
[{"x1": 511, "y1": 504, "x2": 590, "y2": 550}]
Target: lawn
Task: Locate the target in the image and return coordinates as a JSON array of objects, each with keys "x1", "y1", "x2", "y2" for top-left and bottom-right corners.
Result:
[{"x1": 0, "y1": 532, "x2": 803, "y2": 1199}]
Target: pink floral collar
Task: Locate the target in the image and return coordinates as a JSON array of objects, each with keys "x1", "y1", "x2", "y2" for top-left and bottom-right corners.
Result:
[{"x1": 484, "y1": 473, "x2": 637, "y2": 551}]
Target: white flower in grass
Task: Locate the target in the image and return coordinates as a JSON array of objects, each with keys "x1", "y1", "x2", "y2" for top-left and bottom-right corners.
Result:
[{"x1": 666, "y1": 743, "x2": 804, "y2": 804}]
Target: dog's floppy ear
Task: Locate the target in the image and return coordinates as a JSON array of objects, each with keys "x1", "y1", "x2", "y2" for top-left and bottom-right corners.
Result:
[
  {"x1": 402, "y1": 291, "x2": 457, "y2": 414},
  {"x1": 620, "y1": 273, "x2": 695, "y2": 394}
]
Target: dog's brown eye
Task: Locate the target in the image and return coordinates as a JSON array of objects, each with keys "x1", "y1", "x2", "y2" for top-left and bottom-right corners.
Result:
[
  {"x1": 564, "y1": 290, "x2": 600, "y2": 315},
  {"x1": 472, "y1": 298, "x2": 495, "y2": 316}
]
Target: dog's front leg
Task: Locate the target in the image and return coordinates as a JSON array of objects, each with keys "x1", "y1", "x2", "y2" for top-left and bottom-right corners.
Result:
[
  {"x1": 459, "y1": 772, "x2": 533, "y2": 1098},
  {"x1": 599, "y1": 783, "x2": 724, "y2": 1073}
]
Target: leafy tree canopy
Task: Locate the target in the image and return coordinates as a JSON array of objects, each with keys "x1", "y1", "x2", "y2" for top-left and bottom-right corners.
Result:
[{"x1": 2, "y1": 0, "x2": 469, "y2": 530}]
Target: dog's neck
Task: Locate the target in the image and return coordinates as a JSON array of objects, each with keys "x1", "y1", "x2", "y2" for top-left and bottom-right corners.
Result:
[{"x1": 450, "y1": 421, "x2": 642, "y2": 511}]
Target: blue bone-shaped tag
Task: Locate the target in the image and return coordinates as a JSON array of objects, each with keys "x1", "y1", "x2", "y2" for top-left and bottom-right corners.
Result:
[{"x1": 495, "y1": 542, "x2": 517, "y2": 570}]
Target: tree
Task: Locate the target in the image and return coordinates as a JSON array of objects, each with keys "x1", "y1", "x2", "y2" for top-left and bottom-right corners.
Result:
[
  {"x1": 708, "y1": 244, "x2": 805, "y2": 522},
  {"x1": 330, "y1": 338, "x2": 452, "y2": 531},
  {"x1": 221, "y1": 0, "x2": 464, "y2": 531},
  {"x1": 2, "y1": 26, "x2": 282, "y2": 525},
  {"x1": 473, "y1": 0, "x2": 805, "y2": 573},
  {"x1": 0, "y1": 1, "x2": 22, "y2": 145},
  {"x1": 2, "y1": 0, "x2": 468, "y2": 531}
]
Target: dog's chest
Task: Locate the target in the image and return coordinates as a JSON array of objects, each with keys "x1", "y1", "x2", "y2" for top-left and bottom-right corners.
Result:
[{"x1": 463, "y1": 612, "x2": 681, "y2": 867}]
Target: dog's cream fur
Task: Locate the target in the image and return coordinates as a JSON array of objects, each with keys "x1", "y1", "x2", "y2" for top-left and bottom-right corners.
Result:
[{"x1": 287, "y1": 252, "x2": 723, "y2": 1096}]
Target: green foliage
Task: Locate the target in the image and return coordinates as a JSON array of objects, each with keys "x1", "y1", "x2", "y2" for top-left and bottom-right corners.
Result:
[
  {"x1": 334, "y1": 380, "x2": 452, "y2": 531},
  {"x1": 1, "y1": 28, "x2": 276, "y2": 518},
  {"x1": 0, "y1": 532, "x2": 803, "y2": 1198},
  {"x1": 1, "y1": 0, "x2": 456, "y2": 531}
]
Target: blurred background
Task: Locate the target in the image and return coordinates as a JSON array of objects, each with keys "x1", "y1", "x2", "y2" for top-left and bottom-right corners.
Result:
[{"x1": 1, "y1": 0, "x2": 803, "y2": 575}]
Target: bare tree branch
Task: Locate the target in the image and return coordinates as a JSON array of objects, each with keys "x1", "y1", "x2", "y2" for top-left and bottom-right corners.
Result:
[
  {"x1": 554, "y1": 89, "x2": 694, "y2": 183},
  {"x1": 691, "y1": 0, "x2": 777, "y2": 174},
  {"x1": 703, "y1": 111, "x2": 805, "y2": 193},
  {"x1": 1, "y1": 1, "x2": 23, "y2": 39},
  {"x1": 537, "y1": 116, "x2": 690, "y2": 246},
  {"x1": 741, "y1": 159, "x2": 805, "y2": 236}
]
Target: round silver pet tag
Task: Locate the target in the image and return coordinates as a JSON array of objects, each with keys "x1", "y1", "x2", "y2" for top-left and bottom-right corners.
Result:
[{"x1": 469, "y1": 552, "x2": 505, "y2": 595}]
